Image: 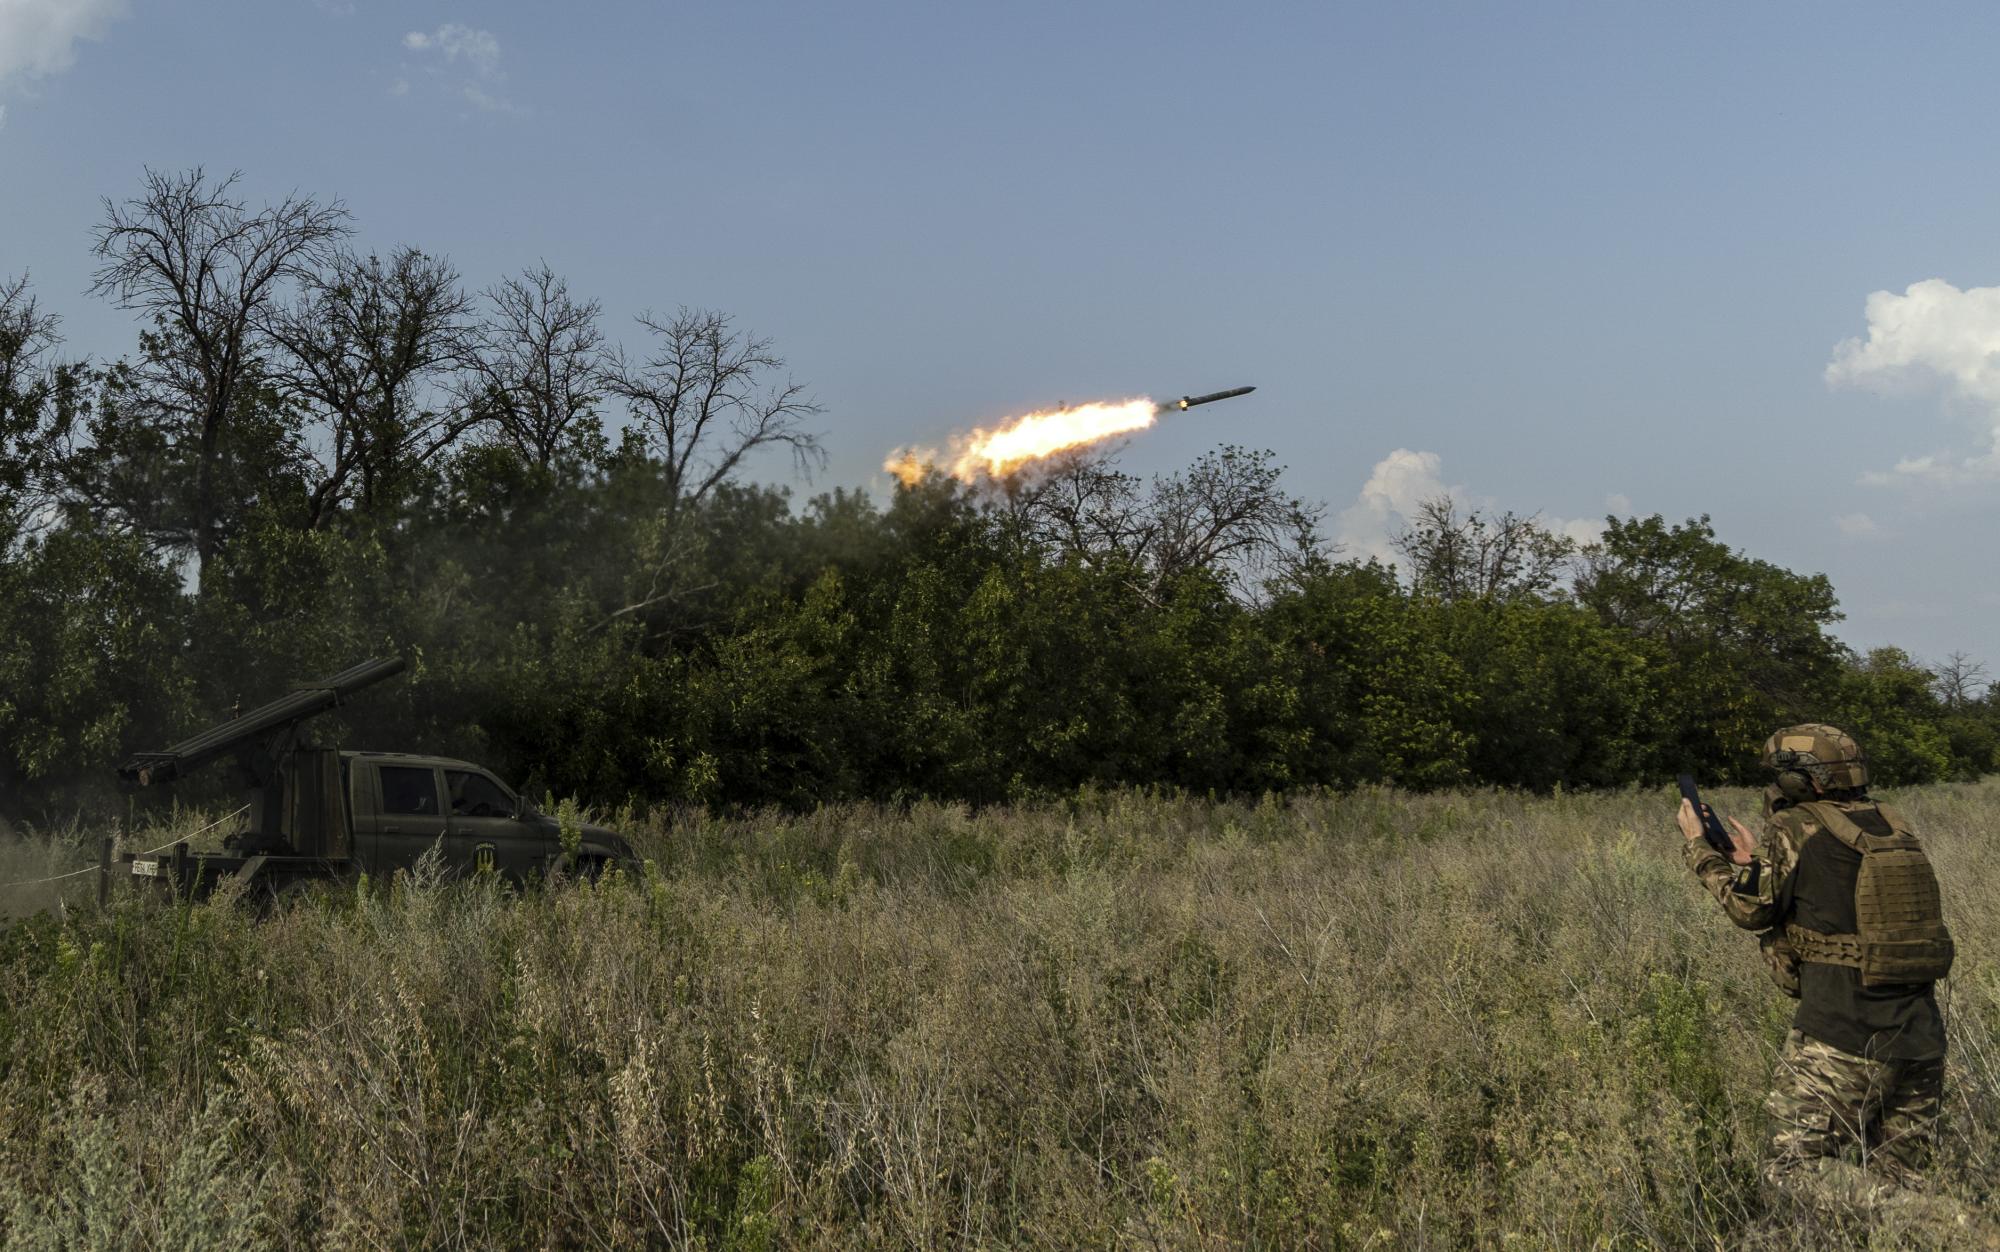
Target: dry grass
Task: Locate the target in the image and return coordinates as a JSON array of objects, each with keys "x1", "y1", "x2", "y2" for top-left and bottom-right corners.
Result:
[{"x1": 1, "y1": 783, "x2": 1996, "y2": 1248}]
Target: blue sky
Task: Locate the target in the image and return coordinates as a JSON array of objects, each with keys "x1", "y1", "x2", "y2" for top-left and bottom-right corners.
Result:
[{"x1": 5, "y1": 2, "x2": 2000, "y2": 668}]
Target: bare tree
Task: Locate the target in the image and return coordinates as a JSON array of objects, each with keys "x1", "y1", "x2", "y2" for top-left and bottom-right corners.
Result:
[
  {"x1": 605, "y1": 307, "x2": 824, "y2": 510},
  {"x1": 263, "y1": 247, "x2": 476, "y2": 526},
  {"x1": 468, "y1": 264, "x2": 607, "y2": 470},
  {"x1": 1004, "y1": 451, "x2": 1150, "y2": 559},
  {"x1": 1147, "y1": 447, "x2": 1326, "y2": 589},
  {"x1": 88, "y1": 168, "x2": 350, "y2": 571},
  {"x1": 1008, "y1": 445, "x2": 1326, "y2": 598},
  {"x1": 1393, "y1": 496, "x2": 1574, "y2": 602},
  {"x1": 583, "y1": 307, "x2": 824, "y2": 632},
  {"x1": 1933, "y1": 651, "x2": 1991, "y2": 710}
]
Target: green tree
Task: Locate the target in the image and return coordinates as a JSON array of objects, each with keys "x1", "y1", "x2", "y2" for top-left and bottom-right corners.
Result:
[
  {"x1": 1832, "y1": 648, "x2": 1954, "y2": 786},
  {"x1": 1575, "y1": 515, "x2": 1844, "y2": 780},
  {"x1": 0, "y1": 523, "x2": 191, "y2": 812},
  {"x1": 1264, "y1": 560, "x2": 1473, "y2": 789},
  {"x1": 0, "y1": 276, "x2": 88, "y2": 546},
  {"x1": 1429, "y1": 598, "x2": 1649, "y2": 790}
]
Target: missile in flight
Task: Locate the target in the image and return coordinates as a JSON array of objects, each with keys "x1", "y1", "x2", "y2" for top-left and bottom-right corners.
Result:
[{"x1": 1163, "y1": 386, "x2": 1256, "y2": 413}]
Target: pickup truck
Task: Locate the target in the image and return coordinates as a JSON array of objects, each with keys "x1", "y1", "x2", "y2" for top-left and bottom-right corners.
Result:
[{"x1": 119, "y1": 659, "x2": 634, "y2": 900}]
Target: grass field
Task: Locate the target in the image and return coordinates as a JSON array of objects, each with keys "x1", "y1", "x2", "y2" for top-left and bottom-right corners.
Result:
[{"x1": 1, "y1": 783, "x2": 1996, "y2": 1248}]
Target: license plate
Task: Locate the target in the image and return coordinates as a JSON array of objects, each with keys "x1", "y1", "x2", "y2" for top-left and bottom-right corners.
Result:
[{"x1": 131, "y1": 859, "x2": 159, "y2": 877}]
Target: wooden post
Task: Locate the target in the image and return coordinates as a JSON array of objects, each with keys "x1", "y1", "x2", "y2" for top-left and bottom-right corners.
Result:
[{"x1": 97, "y1": 836, "x2": 111, "y2": 912}]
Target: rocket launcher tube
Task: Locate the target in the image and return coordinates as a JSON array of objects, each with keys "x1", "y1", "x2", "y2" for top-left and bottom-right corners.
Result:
[{"x1": 120, "y1": 656, "x2": 407, "y2": 785}]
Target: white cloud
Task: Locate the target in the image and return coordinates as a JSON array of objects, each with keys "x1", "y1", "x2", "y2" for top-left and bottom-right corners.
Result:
[
  {"x1": 459, "y1": 84, "x2": 521, "y2": 115},
  {"x1": 0, "y1": 0, "x2": 126, "y2": 91},
  {"x1": 1335, "y1": 448, "x2": 1606, "y2": 568},
  {"x1": 1553, "y1": 516, "x2": 1606, "y2": 546},
  {"x1": 1828, "y1": 278, "x2": 2000, "y2": 484},
  {"x1": 1835, "y1": 512, "x2": 1879, "y2": 537},
  {"x1": 404, "y1": 23, "x2": 502, "y2": 76},
  {"x1": 399, "y1": 23, "x2": 518, "y2": 113},
  {"x1": 1827, "y1": 279, "x2": 2000, "y2": 403},
  {"x1": 1335, "y1": 448, "x2": 1452, "y2": 563},
  {"x1": 1856, "y1": 449, "x2": 2000, "y2": 487}
]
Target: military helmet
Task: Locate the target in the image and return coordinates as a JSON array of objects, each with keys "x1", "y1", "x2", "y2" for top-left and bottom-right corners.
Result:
[{"x1": 1762, "y1": 723, "x2": 1869, "y2": 797}]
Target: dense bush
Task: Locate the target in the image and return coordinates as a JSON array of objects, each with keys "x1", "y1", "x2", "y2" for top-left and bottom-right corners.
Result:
[{"x1": 9, "y1": 453, "x2": 1994, "y2": 821}]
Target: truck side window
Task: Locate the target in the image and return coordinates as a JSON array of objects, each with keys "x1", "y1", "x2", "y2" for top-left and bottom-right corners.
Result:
[
  {"x1": 380, "y1": 765, "x2": 440, "y2": 816},
  {"x1": 447, "y1": 770, "x2": 513, "y2": 818}
]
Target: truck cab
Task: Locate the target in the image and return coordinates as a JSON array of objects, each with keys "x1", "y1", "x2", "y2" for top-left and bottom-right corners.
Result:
[{"x1": 345, "y1": 751, "x2": 633, "y2": 881}]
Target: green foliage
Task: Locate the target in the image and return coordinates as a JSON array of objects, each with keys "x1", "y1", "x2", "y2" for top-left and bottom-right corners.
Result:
[
  {"x1": 0, "y1": 522, "x2": 191, "y2": 810},
  {"x1": 1831, "y1": 647, "x2": 1957, "y2": 786},
  {"x1": 6, "y1": 412, "x2": 1996, "y2": 817},
  {"x1": 3, "y1": 206, "x2": 1996, "y2": 821},
  {"x1": 552, "y1": 794, "x2": 585, "y2": 862},
  {"x1": 1576, "y1": 514, "x2": 1849, "y2": 783}
]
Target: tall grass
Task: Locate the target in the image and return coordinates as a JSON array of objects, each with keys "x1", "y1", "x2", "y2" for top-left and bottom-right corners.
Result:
[{"x1": 1, "y1": 784, "x2": 1995, "y2": 1248}]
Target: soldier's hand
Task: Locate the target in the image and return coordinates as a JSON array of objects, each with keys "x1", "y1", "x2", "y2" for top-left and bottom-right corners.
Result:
[
  {"x1": 1677, "y1": 799, "x2": 1757, "y2": 867},
  {"x1": 1676, "y1": 798, "x2": 1704, "y2": 844},
  {"x1": 1725, "y1": 817, "x2": 1757, "y2": 866}
]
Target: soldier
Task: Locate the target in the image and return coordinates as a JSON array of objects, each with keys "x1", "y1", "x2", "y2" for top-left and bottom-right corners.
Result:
[{"x1": 1679, "y1": 724, "x2": 1954, "y2": 1206}]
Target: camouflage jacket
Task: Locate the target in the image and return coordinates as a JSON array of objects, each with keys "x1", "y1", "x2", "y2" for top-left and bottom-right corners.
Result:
[
  {"x1": 1683, "y1": 795, "x2": 1847, "y2": 997},
  {"x1": 1687, "y1": 794, "x2": 1950, "y2": 1055}
]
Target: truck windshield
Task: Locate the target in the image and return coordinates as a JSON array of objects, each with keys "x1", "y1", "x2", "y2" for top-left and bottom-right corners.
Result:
[{"x1": 446, "y1": 770, "x2": 514, "y2": 818}]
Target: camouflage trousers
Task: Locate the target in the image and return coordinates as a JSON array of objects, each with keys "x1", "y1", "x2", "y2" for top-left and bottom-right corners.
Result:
[{"x1": 1763, "y1": 1029, "x2": 1944, "y2": 1201}]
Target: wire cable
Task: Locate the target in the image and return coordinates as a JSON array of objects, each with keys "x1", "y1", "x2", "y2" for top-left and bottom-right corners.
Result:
[{"x1": 0, "y1": 805, "x2": 251, "y2": 890}]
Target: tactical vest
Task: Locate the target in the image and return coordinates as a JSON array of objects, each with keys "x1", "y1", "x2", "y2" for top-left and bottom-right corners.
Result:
[{"x1": 1783, "y1": 800, "x2": 1955, "y2": 988}]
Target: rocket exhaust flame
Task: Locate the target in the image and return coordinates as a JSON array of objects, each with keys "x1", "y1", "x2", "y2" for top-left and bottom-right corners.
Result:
[
  {"x1": 887, "y1": 385, "x2": 1254, "y2": 486},
  {"x1": 886, "y1": 398, "x2": 1158, "y2": 486}
]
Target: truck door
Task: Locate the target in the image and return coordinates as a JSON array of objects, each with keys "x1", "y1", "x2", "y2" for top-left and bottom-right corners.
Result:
[
  {"x1": 366, "y1": 763, "x2": 451, "y2": 875},
  {"x1": 446, "y1": 768, "x2": 543, "y2": 882}
]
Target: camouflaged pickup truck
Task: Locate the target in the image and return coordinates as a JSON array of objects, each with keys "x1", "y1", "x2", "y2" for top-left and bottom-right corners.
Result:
[{"x1": 120, "y1": 659, "x2": 633, "y2": 900}]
